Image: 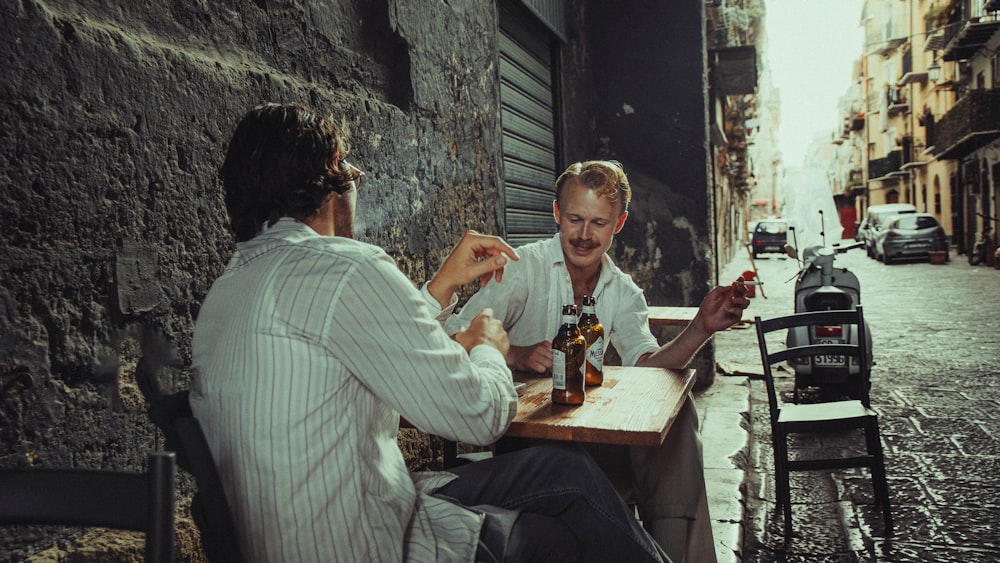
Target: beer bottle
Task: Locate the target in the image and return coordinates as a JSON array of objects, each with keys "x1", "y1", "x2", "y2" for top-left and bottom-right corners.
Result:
[
  {"x1": 551, "y1": 304, "x2": 586, "y2": 406},
  {"x1": 578, "y1": 294, "x2": 605, "y2": 386}
]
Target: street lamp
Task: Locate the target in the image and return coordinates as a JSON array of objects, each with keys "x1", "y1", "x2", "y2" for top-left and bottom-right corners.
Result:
[{"x1": 928, "y1": 62, "x2": 941, "y2": 82}]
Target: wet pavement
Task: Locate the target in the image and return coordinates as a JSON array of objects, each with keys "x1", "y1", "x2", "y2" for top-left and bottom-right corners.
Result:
[{"x1": 706, "y1": 243, "x2": 1000, "y2": 561}]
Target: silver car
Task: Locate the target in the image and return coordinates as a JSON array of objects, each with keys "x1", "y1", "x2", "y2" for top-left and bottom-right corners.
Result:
[
  {"x1": 857, "y1": 203, "x2": 916, "y2": 258},
  {"x1": 874, "y1": 213, "x2": 949, "y2": 264}
]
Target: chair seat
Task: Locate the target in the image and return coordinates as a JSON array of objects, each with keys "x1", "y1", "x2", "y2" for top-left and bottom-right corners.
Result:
[{"x1": 778, "y1": 400, "x2": 875, "y2": 424}]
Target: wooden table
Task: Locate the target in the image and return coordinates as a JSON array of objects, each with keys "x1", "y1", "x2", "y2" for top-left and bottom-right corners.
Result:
[
  {"x1": 647, "y1": 306, "x2": 698, "y2": 327},
  {"x1": 507, "y1": 366, "x2": 697, "y2": 447}
]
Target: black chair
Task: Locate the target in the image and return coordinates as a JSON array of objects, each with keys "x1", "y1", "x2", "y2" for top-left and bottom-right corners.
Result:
[
  {"x1": 0, "y1": 451, "x2": 176, "y2": 563},
  {"x1": 175, "y1": 416, "x2": 244, "y2": 562},
  {"x1": 754, "y1": 306, "x2": 892, "y2": 539},
  {"x1": 147, "y1": 390, "x2": 244, "y2": 562}
]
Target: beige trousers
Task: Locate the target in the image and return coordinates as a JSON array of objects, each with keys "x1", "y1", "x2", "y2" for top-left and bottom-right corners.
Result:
[{"x1": 585, "y1": 395, "x2": 716, "y2": 563}]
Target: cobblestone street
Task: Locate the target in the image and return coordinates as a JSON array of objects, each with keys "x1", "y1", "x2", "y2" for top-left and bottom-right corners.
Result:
[{"x1": 714, "y1": 244, "x2": 1000, "y2": 561}]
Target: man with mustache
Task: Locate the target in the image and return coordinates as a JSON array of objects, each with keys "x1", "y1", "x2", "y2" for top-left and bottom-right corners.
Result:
[{"x1": 445, "y1": 160, "x2": 751, "y2": 563}]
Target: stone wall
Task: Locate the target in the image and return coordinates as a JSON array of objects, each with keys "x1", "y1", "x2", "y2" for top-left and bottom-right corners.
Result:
[{"x1": 0, "y1": 0, "x2": 505, "y2": 557}]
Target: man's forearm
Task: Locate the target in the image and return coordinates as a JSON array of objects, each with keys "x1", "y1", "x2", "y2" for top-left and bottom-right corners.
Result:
[{"x1": 635, "y1": 322, "x2": 713, "y2": 370}]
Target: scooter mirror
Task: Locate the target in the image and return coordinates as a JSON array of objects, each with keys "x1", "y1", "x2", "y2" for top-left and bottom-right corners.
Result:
[{"x1": 785, "y1": 244, "x2": 798, "y2": 259}]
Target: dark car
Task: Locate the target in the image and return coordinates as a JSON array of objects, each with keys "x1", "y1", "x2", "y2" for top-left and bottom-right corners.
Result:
[
  {"x1": 874, "y1": 213, "x2": 949, "y2": 264},
  {"x1": 751, "y1": 220, "x2": 788, "y2": 258}
]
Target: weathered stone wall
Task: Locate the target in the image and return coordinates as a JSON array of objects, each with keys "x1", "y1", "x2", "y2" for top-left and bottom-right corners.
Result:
[{"x1": 1, "y1": 0, "x2": 504, "y2": 557}]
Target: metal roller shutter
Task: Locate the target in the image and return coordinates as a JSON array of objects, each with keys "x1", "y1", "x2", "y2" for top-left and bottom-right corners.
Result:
[{"x1": 499, "y1": 2, "x2": 561, "y2": 247}]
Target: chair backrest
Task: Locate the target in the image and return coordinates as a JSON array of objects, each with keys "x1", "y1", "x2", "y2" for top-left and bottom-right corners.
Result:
[
  {"x1": 175, "y1": 416, "x2": 244, "y2": 563},
  {"x1": 754, "y1": 307, "x2": 871, "y2": 417},
  {"x1": 0, "y1": 451, "x2": 176, "y2": 563}
]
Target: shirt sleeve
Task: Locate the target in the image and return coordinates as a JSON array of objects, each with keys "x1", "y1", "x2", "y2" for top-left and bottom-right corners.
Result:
[
  {"x1": 420, "y1": 281, "x2": 459, "y2": 323},
  {"x1": 324, "y1": 252, "x2": 517, "y2": 446},
  {"x1": 442, "y1": 263, "x2": 530, "y2": 337},
  {"x1": 607, "y1": 282, "x2": 661, "y2": 367}
]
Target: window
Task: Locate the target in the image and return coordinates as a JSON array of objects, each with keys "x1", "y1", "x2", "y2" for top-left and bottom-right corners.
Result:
[{"x1": 896, "y1": 215, "x2": 939, "y2": 230}]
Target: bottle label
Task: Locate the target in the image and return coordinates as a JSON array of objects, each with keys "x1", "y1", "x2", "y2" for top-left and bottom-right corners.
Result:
[
  {"x1": 582, "y1": 304, "x2": 596, "y2": 315},
  {"x1": 552, "y1": 350, "x2": 567, "y2": 389},
  {"x1": 561, "y1": 313, "x2": 577, "y2": 325},
  {"x1": 587, "y1": 336, "x2": 604, "y2": 370}
]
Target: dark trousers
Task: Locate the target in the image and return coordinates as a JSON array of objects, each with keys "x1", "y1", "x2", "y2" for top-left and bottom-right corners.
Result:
[{"x1": 435, "y1": 443, "x2": 670, "y2": 563}]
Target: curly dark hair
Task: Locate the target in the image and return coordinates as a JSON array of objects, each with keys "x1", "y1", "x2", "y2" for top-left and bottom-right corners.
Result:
[{"x1": 220, "y1": 102, "x2": 359, "y2": 242}]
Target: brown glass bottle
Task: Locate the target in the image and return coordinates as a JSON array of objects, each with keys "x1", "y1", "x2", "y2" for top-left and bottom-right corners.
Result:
[
  {"x1": 578, "y1": 295, "x2": 605, "y2": 386},
  {"x1": 551, "y1": 304, "x2": 586, "y2": 406}
]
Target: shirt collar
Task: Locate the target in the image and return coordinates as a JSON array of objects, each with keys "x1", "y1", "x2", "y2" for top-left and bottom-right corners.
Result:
[
  {"x1": 546, "y1": 233, "x2": 618, "y2": 292},
  {"x1": 231, "y1": 218, "x2": 321, "y2": 264},
  {"x1": 258, "y1": 217, "x2": 316, "y2": 239}
]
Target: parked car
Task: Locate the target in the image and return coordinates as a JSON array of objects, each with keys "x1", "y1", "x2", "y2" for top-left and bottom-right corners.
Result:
[
  {"x1": 751, "y1": 220, "x2": 789, "y2": 258},
  {"x1": 857, "y1": 203, "x2": 916, "y2": 258},
  {"x1": 873, "y1": 212, "x2": 949, "y2": 264}
]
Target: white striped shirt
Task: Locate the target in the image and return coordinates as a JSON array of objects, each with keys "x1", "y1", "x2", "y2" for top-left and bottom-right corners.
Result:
[{"x1": 190, "y1": 218, "x2": 518, "y2": 562}]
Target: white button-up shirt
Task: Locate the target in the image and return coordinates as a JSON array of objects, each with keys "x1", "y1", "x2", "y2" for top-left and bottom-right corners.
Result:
[
  {"x1": 190, "y1": 218, "x2": 517, "y2": 562},
  {"x1": 444, "y1": 234, "x2": 661, "y2": 367}
]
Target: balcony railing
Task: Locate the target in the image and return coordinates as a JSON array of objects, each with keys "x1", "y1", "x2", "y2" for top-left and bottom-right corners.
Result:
[
  {"x1": 869, "y1": 150, "x2": 903, "y2": 180},
  {"x1": 933, "y1": 89, "x2": 1000, "y2": 159},
  {"x1": 942, "y1": 15, "x2": 1000, "y2": 62}
]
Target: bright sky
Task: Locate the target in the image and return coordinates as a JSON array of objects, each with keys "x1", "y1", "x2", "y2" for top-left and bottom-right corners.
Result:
[{"x1": 765, "y1": 0, "x2": 865, "y2": 166}]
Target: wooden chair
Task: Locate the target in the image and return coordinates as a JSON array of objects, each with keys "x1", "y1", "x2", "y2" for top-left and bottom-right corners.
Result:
[
  {"x1": 754, "y1": 306, "x2": 892, "y2": 539},
  {"x1": 0, "y1": 451, "x2": 176, "y2": 563}
]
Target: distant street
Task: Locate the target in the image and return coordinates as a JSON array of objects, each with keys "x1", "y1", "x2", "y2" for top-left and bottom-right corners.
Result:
[{"x1": 716, "y1": 243, "x2": 1000, "y2": 561}]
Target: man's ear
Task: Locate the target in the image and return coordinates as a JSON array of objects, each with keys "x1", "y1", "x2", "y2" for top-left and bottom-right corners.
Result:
[
  {"x1": 552, "y1": 200, "x2": 561, "y2": 224},
  {"x1": 614, "y1": 211, "x2": 629, "y2": 234}
]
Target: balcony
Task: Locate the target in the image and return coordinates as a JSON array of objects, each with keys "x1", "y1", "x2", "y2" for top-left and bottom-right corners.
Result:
[
  {"x1": 868, "y1": 150, "x2": 903, "y2": 181},
  {"x1": 932, "y1": 89, "x2": 1000, "y2": 160},
  {"x1": 711, "y1": 46, "x2": 758, "y2": 96},
  {"x1": 850, "y1": 113, "x2": 865, "y2": 131},
  {"x1": 888, "y1": 86, "x2": 908, "y2": 115},
  {"x1": 941, "y1": 16, "x2": 1000, "y2": 61},
  {"x1": 900, "y1": 136, "x2": 928, "y2": 170},
  {"x1": 896, "y1": 47, "x2": 928, "y2": 85}
]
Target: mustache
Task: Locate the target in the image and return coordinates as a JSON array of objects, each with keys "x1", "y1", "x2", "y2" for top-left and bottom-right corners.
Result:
[{"x1": 569, "y1": 238, "x2": 599, "y2": 249}]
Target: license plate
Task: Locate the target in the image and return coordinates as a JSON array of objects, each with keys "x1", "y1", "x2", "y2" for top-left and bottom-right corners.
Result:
[
  {"x1": 905, "y1": 242, "x2": 929, "y2": 249},
  {"x1": 814, "y1": 339, "x2": 845, "y2": 366}
]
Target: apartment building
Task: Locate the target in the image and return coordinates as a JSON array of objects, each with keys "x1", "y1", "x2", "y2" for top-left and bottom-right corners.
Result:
[
  {"x1": 927, "y1": 0, "x2": 1000, "y2": 255},
  {"x1": 706, "y1": 0, "x2": 769, "y2": 268},
  {"x1": 835, "y1": 0, "x2": 999, "y2": 255}
]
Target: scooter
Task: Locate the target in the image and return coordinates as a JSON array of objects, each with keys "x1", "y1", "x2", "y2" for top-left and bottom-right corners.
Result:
[{"x1": 785, "y1": 211, "x2": 873, "y2": 401}]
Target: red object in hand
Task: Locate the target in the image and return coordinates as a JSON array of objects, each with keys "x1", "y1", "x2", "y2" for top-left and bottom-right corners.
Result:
[{"x1": 741, "y1": 270, "x2": 757, "y2": 298}]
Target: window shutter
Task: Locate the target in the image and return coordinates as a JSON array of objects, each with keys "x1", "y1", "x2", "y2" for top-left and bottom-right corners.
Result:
[{"x1": 500, "y1": 3, "x2": 560, "y2": 247}]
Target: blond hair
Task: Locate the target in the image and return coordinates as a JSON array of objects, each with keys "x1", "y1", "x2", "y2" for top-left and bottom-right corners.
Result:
[{"x1": 555, "y1": 160, "x2": 631, "y2": 214}]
